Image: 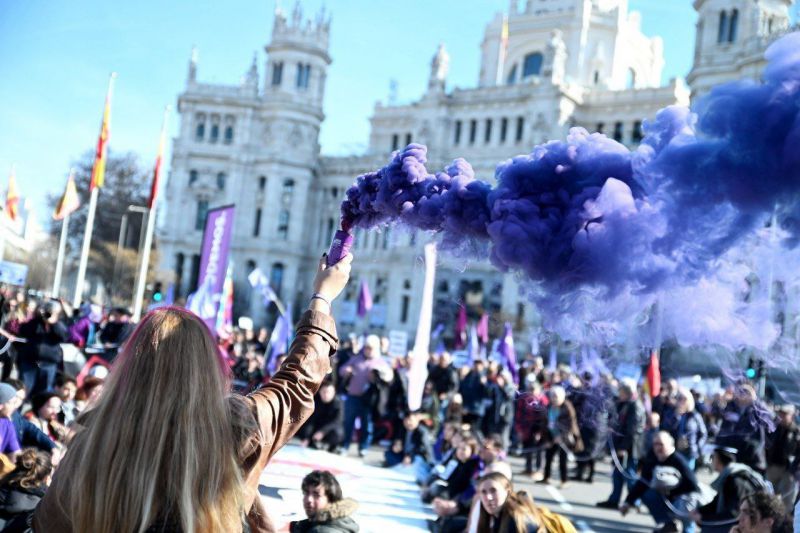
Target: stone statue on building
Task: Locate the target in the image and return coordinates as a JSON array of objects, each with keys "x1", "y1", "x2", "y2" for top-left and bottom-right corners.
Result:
[
  {"x1": 543, "y1": 29, "x2": 567, "y2": 84},
  {"x1": 428, "y1": 43, "x2": 450, "y2": 92}
]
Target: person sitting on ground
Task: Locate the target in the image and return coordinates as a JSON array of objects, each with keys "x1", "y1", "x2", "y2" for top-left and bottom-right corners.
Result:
[
  {"x1": 432, "y1": 461, "x2": 514, "y2": 533},
  {"x1": 384, "y1": 411, "x2": 434, "y2": 483},
  {"x1": 2, "y1": 380, "x2": 54, "y2": 453},
  {"x1": 55, "y1": 374, "x2": 78, "y2": 427},
  {"x1": 299, "y1": 380, "x2": 344, "y2": 453},
  {"x1": 0, "y1": 448, "x2": 53, "y2": 531},
  {"x1": 469, "y1": 471, "x2": 577, "y2": 533},
  {"x1": 422, "y1": 436, "x2": 481, "y2": 503},
  {"x1": 731, "y1": 491, "x2": 791, "y2": 533},
  {"x1": 0, "y1": 384, "x2": 21, "y2": 466},
  {"x1": 621, "y1": 431, "x2": 701, "y2": 533},
  {"x1": 290, "y1": 470, "x2": 359, "y2": 533},
  {"x1": 690, "y1": 446, "x2": 767, "y2": 531},
  {"x1": 26, "y1": 392, "x2": 67, "y2": 445},
  {"x1": 423, "y1": 428, "x2": 470, "y2": 489},
  {"x1": 33, "y1": 252, "x2": 352, "y2": 532}
]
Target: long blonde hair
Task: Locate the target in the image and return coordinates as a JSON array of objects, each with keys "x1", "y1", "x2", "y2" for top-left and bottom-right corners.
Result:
[
  {"x1": 56, "y1": 307, "x2": 245, "y2": 533},
  {"x1": 475, "y1": 472, "x2": 542, "y2": 533}
]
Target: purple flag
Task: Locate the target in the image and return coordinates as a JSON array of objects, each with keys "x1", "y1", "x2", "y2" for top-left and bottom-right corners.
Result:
[
  {"x1": 498, "y1": 322, "x2": 518, "y2": 383},
  {"x1": 194, "y1": 205, "x2": 235, "y2": 331},
  {"x1": 454, "y1": 303, "x2": 467, "y2": 349},
  {"x1": 476, "y1": 313, "x2": 489, "y2": 344},
  {"x1": 357, "y1": 279, "x2": 373, "y2": 318},
  {"x1": 267, "y1": 303, "x2": 293, "y2": 373}
]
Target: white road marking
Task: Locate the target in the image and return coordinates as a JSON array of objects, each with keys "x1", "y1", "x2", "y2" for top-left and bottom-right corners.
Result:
[
  {"x1": 575, "y1": 519, "x2": 596, "y2": 532},
  {"x1": 545, "y1": 485, "x2": 574, "y2": 511}
]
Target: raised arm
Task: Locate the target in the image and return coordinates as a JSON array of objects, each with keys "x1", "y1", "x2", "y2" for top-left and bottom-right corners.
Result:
[{"x1": 246, "y1": 253, "x2": 352, "y2": 461}]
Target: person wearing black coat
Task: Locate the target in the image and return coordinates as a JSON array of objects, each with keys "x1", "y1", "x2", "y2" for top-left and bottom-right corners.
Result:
[
  {"x1": 766, "y1": 404, "x2": 800, "y2": 510},
  {"x1": 691, "y1": 447, "x2": 767, "y2": 533},
  {"x1": 482, "y1": 374, "x2": 515, "y2": 449},
  {"x1": 458, "y1": 361, "x2": 488, "y2": 425},
  {"x1": 622, "y1": 431, "x2": 701, "y2": 533},
  {"x1": 0, "y1": 449, "x2": 53, "y2": 532},
  {"x1": 598, "y1": 381, "x2": 645, "y2": 508},
  {"x1": 716, "y1": 385, "x2": 767, "y2": 474},
  {"x1": 299, "y1": 382, "x2": 344, "y2": 453},
  {"x1": 429, "y1": 353, "x2": 459, "y2": 399},
  {"x1": 17, "y1": 302, "x2": 71, "y2": 397}
]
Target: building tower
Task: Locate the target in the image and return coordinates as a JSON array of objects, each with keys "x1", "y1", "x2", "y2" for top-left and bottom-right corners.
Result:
[{"x1": 688, "y1": 0, "x2": 793, "y2": 100}]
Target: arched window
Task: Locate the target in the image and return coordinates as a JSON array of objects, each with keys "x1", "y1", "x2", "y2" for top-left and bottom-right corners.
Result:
[
  {"x1": 506, "y1": 64, "x2": 517, "y2": 85},
  {"x1": 224, "y1": 126, "x2": 234, "y2": 144},
  {"x1": 216, "y1": 172, "x2": 226, "y2": 190},
  {"x1": 269, "y1": 262, "x2": 284, "y2": 296},
  {"x1": 522, "y1": 52, "x2": 543, "y2": 77},
  {"x1": 625, "y1": 68, "x2": 636, "y2": 89},
  {"x1": 189, "y1": 169, "x2": 198, "y2": 185},
  {"x1": 282, "y1": 178, "x2": 295, "y2": 195},
  {"x1": 258, "y1": 176, "x2": 267, "y2": 191},
  {"x1": 718, "y1": 11, "x2": 729, "y2": 43},
  {"x1": 728, "y1": 9, "x2": 739, "y2": 42},
  {"x1": 277, "y1": 210, "x2": 289, "y2": 240},
  {"x1": 246, "y1": 259, "x2": 256, "y2": 272},
  {"x1": 253, "y1": 208, "x2": 262, "y2": 237},
  {"x1": 195, "y1": 113, "x2": 206, "y2": 141}
]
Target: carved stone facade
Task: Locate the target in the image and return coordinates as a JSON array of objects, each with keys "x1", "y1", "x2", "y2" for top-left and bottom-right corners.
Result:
[{"x1": 158, "y1": 0, "x2": 788, "y2": 345}]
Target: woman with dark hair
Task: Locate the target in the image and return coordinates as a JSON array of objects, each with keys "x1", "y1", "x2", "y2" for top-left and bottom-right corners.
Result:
[
  {"x1": 0, "y1": 448, "x2": 53, "y2": 531},
  {"x1": 33, "y1": 253, "x2": 352, "y2": 533},
  {"x1": 26, "y1": 392, "x2": 67, "y2": 445},
  {"x1": 290, "y1": 470, "x2": 359, "y2": 532}
]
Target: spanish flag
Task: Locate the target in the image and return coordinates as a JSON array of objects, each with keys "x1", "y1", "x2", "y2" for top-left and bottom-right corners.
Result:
[
  {"x1": 53, "y1": 171, "x2": 80, "y2": 220},
  {"x1": 90, "y1": 74, "x2": 116, "y2": 191},
  {"x1": 5, "y1": 167, "x2": 19, "y2": 222}
]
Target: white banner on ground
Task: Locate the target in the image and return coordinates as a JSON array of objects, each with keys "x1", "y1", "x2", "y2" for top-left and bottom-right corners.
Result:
[{"x1": 407, "y1": 242, "x2": 437, "y2": 412}]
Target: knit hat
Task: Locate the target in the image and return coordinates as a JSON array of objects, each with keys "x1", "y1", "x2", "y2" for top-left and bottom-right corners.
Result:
[{"x1": 0, "y1": 383, "x2": 17, "y2": 405}]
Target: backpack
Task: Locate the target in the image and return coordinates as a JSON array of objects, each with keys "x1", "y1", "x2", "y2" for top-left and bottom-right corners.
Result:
[{"x1": 536, "y1": 505, "x2": 577, "y2": 533}]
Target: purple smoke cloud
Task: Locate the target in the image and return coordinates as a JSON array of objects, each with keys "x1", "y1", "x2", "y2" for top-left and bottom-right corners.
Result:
[{"x1": 340, "y1": 33, "x2": 800, "y2": 351}]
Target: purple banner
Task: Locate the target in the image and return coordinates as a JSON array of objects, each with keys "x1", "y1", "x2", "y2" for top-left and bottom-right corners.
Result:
[{"x1": 195, "y1": 205, "x2": 235, "y2": 330}]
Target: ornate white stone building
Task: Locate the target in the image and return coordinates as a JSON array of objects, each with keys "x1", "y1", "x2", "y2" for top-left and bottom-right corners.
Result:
[{"x1": 158, "y1": 0, "x2": 794, "y2": 345}]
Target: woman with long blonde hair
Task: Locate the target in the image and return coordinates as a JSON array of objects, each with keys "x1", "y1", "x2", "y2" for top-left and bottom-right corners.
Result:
[
  {"x1": 469, "y1": 472, "x2": 577, "y2": 533},
  {"x1": 33, "y1": 253, "x2": 352, "y2": 533}
]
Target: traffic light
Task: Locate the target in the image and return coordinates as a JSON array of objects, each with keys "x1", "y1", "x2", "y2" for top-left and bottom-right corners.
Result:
[
  {"x1": 745, "y1": 356, "x2": 757, "y2": 380},
  {"x1": 152, "y1": 282, "x2": 163, "y2": 303}
]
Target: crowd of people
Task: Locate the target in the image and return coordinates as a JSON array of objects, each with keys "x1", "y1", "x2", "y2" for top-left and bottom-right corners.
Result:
[{"x1": 0, "y1": 281, "x2": 797, "y2": 532}]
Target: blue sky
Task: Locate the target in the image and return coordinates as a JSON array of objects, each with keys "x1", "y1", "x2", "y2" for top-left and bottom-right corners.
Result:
[{"x1": 0, "y1": 1, "x2": 698, "y2": 222}]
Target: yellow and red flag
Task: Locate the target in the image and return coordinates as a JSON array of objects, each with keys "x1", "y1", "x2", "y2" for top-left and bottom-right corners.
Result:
[
  {"x1": 53, "y1": 171, "x2": 81, "y2": 220},
  {"x1": 90, "y1": 74, "x2": 116, "y2": 191},
  {"x1": 148, "y1": 107, "x2": 170, "y2": 209},
  {"x1": 5, "y1": 167, "x2": 19, "y2": 222}
]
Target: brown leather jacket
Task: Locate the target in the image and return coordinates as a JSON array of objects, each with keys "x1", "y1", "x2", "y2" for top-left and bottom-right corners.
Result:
[{"x1": 33, "y1": 309, "x2": 338, "y2": 533}]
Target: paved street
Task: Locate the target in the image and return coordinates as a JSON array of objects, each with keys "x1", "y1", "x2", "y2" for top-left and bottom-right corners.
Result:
[{"x1": 352, "y1": 446, "x2": 716, "y2": 533}]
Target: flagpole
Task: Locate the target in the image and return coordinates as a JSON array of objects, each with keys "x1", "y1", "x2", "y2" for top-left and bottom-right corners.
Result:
[
  {"x1": 52, "y1": 213, "x2": 70, "y2": 297},
  {"x1": 73, "y1": 72, "x2": 116, "y2": 308},
  {"x1": 52, "y1": 168, "x2": 76, "y2": 298},
  {"x1": 0, "y1": 163, "x2": 16, "y2": 263},
  {"x1": 73, "y1": 187, "x2": 98, "y2": 307},
  {"x1": 133, "y1": 105, "x2": 170, "y2": 321}
]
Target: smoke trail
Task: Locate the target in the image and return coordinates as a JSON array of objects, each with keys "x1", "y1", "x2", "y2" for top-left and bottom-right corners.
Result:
[{"x1": 340, "y1": 33, "x2": 800, "y2": 351}]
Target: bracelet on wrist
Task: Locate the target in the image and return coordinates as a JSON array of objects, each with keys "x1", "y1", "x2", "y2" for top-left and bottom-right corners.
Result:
[{"x1": 310, "y1": 293, "x2": 332, "y2": 310}]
